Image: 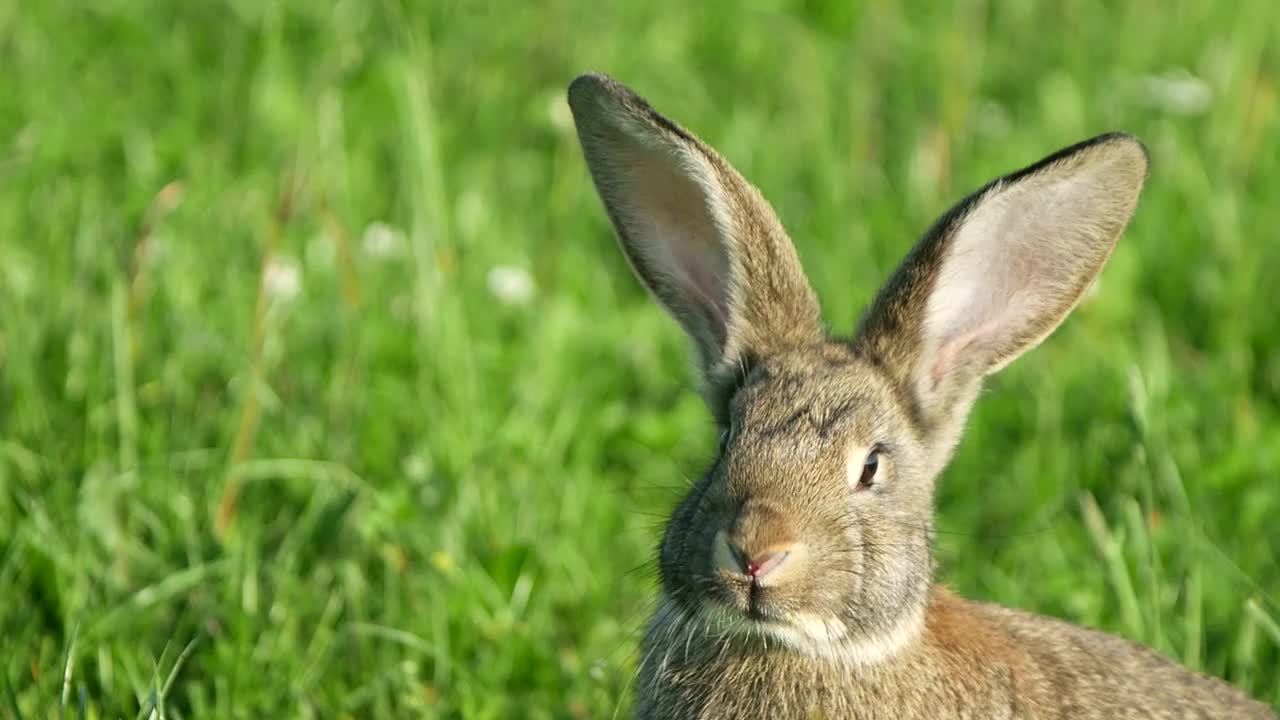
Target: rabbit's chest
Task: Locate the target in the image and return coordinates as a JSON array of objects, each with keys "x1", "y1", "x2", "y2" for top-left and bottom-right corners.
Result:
[{"x1": 634, "y1": 641, "x2": 1028, "y2": 720}]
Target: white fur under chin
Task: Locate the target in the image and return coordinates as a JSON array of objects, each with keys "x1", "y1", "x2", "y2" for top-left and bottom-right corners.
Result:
[{"x1": 695, "y1": 599, "x2": 925, "y2": 668}]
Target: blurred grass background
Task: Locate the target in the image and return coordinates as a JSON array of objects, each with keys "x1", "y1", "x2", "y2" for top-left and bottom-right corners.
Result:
[{"x1": 2, "y1": 0, "x2": 1279, "y2": 717}]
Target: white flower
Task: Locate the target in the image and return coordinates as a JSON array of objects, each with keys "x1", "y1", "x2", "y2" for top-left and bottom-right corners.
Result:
[
  {"x1": 402, "y1": 453, "x2": 431, "y2": 481},
  {"x1": 1138, "y1": 68, "x2": 1213, "y2": 116},
  {"x1": 362, "y1": 221, "x2": 406, "y2": 258},
  {"x1": 486, "y1": 265, "x2": 535, "y2": 306},
  {"x1": 264, "y1": 255, "x2": 302, "y2": 301}
]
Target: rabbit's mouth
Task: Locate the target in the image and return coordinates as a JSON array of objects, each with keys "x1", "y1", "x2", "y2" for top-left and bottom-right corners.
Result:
[
  {"x1": 692, "y1": 590, "x2": 927, "y2": 665},
  {"x1": 695, "y1": 595, "x2": 852, "y2": 657},
  {"x1": 708, "y1": 583, "x2": 788, "y2": 624}
]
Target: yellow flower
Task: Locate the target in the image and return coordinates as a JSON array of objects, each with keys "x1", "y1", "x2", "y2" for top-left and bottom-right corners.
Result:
[{"x1": 431, "y1": 550, "x2": 455, "y2": 574}]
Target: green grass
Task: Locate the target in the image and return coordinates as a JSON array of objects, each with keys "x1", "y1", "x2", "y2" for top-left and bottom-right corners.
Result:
[{"x1": 2, "y1": 0, "x2": 1278, "y2": 717}]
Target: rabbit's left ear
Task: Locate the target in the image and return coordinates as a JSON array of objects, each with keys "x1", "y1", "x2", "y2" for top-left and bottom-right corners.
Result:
[
  {"x1": 857, "y1": 134, "x2": 1149, "y2": 426},
  {"x1": 568, "y1": 73, "x2": 823, "y2": 412}
]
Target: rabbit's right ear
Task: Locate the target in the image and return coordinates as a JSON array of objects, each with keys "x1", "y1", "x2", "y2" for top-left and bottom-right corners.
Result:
[
  {"x1": 568, "y1": 74, "x2": 823, "y2": 413},
  {"x1": 857, "y1": 134, "x2": 1149, "y2": 436}
]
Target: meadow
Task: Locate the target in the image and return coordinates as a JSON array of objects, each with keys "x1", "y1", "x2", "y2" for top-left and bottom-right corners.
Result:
[{"x1": 1, "y1": 1, "x2": 1278, "y2": 717}]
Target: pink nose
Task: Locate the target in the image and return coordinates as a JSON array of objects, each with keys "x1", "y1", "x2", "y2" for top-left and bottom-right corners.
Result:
[
  {"x1": 712, "y1": 531, "x2": 805, "y2": 586},
  {"x1": 744, "y1": 550, "x2": 789, "y2": 579}
]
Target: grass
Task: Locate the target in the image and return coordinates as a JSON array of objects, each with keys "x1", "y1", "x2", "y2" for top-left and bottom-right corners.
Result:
[{"x1": 1, "y1": 0, "x2": 1278, "y2": 717}]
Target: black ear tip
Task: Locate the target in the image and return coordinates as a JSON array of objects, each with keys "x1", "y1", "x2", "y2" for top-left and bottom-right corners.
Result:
[
  {"x1": 568, "y1": 72, "x2": 629, "y2": 113},
  {"x1": 566, "y1": 73, "x2": 663, "y2": 141},
  {"x1": 567, "y1": 73, "x2": 604, "y2": 113},
  {"x1": 568, "y1": 72, "x2": 610, "y2": 96}
]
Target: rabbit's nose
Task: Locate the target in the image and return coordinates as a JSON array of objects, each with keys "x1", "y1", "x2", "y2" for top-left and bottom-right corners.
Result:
[
  {"x1": 744, "y1": 549, "x2": 789, "y2": 579},
  {"x1": 711, "y1": 531, "x2": 804, "y2": 586}
]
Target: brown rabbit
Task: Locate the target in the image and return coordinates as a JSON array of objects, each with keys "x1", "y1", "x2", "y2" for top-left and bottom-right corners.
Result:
[{"x1": 567, "y1": 73, "x2": 1275, "y2": 719}]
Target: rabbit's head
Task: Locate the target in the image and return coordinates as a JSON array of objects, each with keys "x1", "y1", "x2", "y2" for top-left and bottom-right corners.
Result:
[{"x1": 568, "y1": 74, "x2": 1148, "y2": 663}]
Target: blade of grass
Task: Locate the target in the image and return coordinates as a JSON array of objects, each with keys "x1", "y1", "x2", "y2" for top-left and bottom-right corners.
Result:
[{"x1": 1080, "y1": 492, "x2": 1144, "y2": 639}]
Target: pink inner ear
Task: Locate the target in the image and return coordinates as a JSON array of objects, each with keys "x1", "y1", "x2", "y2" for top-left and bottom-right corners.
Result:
[
  {"x1": 920, "y1": 169, "x2": 1122, "y2": 390},
  {"x1": 619, "y1": 140, "x2": 732, "y2": 338},
  {"x1": 925, "y1": 263, "x2": 1047, "y2": 388},
  {"x1": 926, "y1": 314, "x2": 1005, "y2": 391}
]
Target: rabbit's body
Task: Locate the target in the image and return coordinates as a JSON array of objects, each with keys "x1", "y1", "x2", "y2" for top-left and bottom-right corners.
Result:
[
  {"x1": 567, "y1": 72, "x2": 1275, "y2": 718},
  {"x1": 639, "y1": 588, "x2": 1272, "y2": 719}
]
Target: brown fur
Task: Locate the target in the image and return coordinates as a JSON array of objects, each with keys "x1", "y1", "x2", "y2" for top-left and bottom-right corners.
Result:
[{"x1": 568, "y1": 72, "x2": 1274, "y2": 719}]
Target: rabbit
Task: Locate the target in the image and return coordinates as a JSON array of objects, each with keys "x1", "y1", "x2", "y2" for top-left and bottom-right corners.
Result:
[{"x1": 566, "y1": 72, "x2": 1276, "y2": 720}]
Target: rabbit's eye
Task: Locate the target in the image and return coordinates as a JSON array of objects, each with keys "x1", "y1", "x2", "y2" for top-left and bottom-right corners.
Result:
[{"x1": 856, "y1": 449, "x2": 880, "y2": 490}]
